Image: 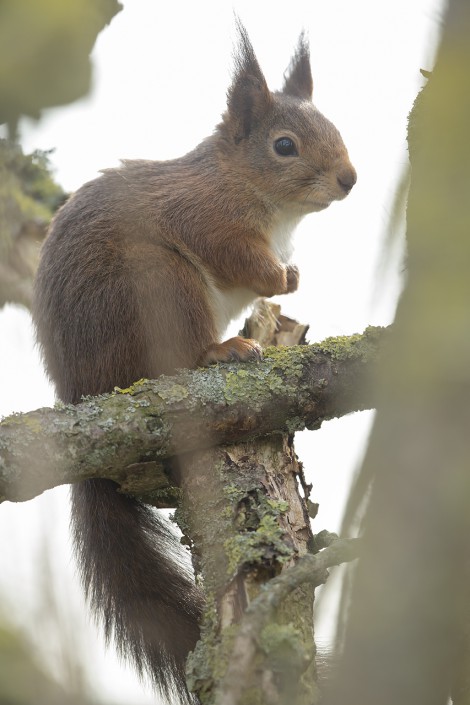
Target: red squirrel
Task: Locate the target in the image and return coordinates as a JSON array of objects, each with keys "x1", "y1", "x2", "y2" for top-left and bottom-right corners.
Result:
[{"x1": 33, "y1": 22, "x2": 356, "y2": 703}]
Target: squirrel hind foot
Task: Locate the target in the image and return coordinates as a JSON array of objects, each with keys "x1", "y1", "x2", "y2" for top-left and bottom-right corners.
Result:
[{"x1": 199, "y1": 336, "x2": 262, "y2": 365}]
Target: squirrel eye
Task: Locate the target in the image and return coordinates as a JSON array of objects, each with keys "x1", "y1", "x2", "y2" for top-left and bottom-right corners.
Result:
[{"x1": 274, "y1": 137, "x2": 297, "y2": 156}]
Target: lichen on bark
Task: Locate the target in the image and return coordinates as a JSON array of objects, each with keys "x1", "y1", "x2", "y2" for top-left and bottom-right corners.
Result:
[
  {"x1": 180, "y1": 435, "x2": 318, "y2": 705},
  {"x1": 0, "y1": 326, "x2": 385, "y2": 504}
]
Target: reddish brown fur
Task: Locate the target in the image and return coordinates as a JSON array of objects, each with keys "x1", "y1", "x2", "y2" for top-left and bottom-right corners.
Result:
[{"x1": 33, "y1": 22, "x2": 356, "y2": 704}]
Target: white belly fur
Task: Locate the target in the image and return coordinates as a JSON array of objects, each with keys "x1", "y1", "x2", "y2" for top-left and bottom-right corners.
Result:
[
  {"x1": 206, "y1": 284, "x2": 258, "y2": 339},
  {"x1": 205, "y1": 211, "x2": 302, "y2": 339},
  {"x1": 269, "y1": 211, "x2": 300, "y2": 263}
]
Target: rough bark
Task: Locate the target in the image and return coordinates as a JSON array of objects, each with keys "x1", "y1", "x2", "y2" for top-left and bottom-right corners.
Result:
[
  {"x1": 0, "y1": 325, "x2": 384, "y2": 504},
  {"x1": 181, "y1": 436, "x2": 318, "y2": 705},
  {"x1": 0, "y1": 304, "x2": 377, "y2": 703},
  {"x1": 177, "y1": 305, "x2": 359, "y2": 705},
  {"x1": 215, "y1": 534, "x2": 359, "y2": 705}
]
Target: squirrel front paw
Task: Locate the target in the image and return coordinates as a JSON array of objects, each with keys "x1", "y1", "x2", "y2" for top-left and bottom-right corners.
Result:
[
  {"x1": 285, "y1": 264, "x2": 300, "y2": 293},
  {"x1": 199, "y1": 336, "x2": 262, "y2": 366}
]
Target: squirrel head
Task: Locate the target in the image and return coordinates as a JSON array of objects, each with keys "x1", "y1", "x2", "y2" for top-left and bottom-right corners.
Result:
[{"x1": 218, "y1": 21, "x2": 357, "y2": 215}]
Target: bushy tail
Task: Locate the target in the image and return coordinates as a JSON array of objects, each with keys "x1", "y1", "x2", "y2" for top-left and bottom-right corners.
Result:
[{"x1": 71, "y1": 479, "x2": 203, "y2": 703}]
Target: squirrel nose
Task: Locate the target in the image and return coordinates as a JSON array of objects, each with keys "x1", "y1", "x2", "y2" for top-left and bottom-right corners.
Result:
[{"x1": 337, "y1": 166, "x2": 357, "y2": 194}]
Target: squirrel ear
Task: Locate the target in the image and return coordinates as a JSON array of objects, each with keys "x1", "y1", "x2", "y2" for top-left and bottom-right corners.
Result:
[
  {"x1": 225, "y1": 19, "x2": 272, "y2": 142},
  {"x1": 282, "y1": 32, "x2": 313, "y2": 100}
]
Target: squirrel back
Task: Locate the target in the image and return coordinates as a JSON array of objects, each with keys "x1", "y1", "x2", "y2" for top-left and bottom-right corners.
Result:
[{"x1": 33, "y1": 21, "x2": 355, "y2": 703}]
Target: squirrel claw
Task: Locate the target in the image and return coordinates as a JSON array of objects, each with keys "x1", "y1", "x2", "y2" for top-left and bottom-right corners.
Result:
[
  {"x1": 286, "y1": 264, "x2": 300, "y2": 293},
  {"x1": 200, "y1": 336, "x2": 262, "y2": 366}
]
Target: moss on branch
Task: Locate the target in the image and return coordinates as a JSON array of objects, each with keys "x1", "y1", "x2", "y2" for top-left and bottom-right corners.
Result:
[{"x1": 0, "y1": 326, "x2": 386, "y2": 503}]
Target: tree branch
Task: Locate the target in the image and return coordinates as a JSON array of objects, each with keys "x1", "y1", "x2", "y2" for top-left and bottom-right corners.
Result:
[
  {"x1": 215, "y1": 535, "x2": 360, "y2": 705},
  {"x1": 0, "y1": 326, "x2": 385, "y2": 503}
]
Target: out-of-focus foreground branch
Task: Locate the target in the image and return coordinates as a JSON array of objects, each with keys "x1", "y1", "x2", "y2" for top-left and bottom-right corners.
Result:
[{"x1": 323, "y1": 3, "x2": 470, "y2": 705}]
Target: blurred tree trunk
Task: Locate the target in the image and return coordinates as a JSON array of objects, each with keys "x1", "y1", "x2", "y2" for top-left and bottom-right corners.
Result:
[
  {"x1": 324, "y1": 2, "x2": 470, "y2": 704},
  {"x1": 0, "y1": 0, "x2": 120, "y2": 307},
  {"x1": 0, "y1": 141, "x2": 66, "y2": 309}
]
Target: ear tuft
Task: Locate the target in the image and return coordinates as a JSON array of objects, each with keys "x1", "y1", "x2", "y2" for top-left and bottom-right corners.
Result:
[
  {"x1": 282, "y1": 32, "x2": 313, "y2": 100},
  {"x1": 224, "y1": 18, "x2": 272, "y2": 142}
]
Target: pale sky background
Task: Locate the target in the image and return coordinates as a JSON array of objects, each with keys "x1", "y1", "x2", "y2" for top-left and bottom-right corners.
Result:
[{"x1": 0, "y1": 1, "x2": 444, "y2": 703}]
